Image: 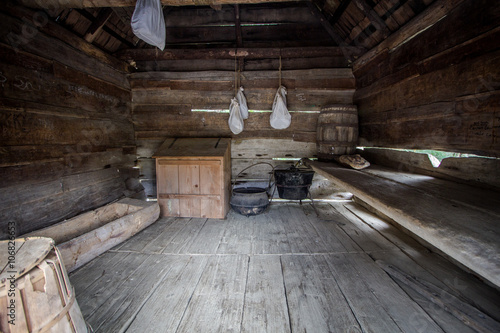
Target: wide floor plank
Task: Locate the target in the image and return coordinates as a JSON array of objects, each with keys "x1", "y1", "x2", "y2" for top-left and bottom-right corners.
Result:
[
  {"x1": 175, "y1": 254, "x2": 249, "y2": 333},
  {"x1": 90, "y1": 254, "x2": 184, "y2": 332},
  {"x1": 217, "y1": 212, "x2": 254, "y2": 254},
  {"x1": 125, "y1": 255, "x2": 209, "y2": 333},
  {"x1": 324, "y1": 253, "x2": 403, "y2": 332},
  {"x1": 115, "y1": 217, "x2": 176, "y2": 252},
  {"x1": 242, "y1": 255, "x2": 290, "y2": 333},
  {"x1": 184, "y1": 218, "x2": 228, "y2": 254},
  {"x1": 281, "y1": 254, "x2": 361, "y2": 332},
  {"x1": 75, "y1": 252, "x2": 150, "y2": 316}
]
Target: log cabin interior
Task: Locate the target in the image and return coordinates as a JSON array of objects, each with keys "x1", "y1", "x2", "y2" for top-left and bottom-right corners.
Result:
[{"x1": 1, "y1": 0, "x2": 500, "y2": 331}]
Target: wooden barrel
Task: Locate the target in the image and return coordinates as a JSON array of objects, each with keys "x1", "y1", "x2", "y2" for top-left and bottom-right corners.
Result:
[
  {"x1": 0, "y1": 237, "x2": 88, "y2": 333},
  {"x1": 317, "y1": 104, "x2": 358, "y2": 160}
]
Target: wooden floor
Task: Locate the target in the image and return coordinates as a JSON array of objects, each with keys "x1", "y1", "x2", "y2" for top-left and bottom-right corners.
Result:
[{"x1": 70, "y1": 202, "x2": 500, "y2": 333}]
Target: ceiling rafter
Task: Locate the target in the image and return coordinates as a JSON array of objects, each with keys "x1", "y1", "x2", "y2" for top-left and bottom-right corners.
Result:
[
  {"x1": 76, "y1": 8, "x2": 136, "y2": 47},
  {"x1": 352, "y1": 0, "x2": 390, "y2": 38},
  {"x1": 18, "y1": 0, "x2": 301, "y2": 9},
  {"x1": 234, "y1": 4, "x2": 243, "y2": 47},
  {"x1": 330, "y1": 0, "x2": 353, "y2": 26},
  {"x1": 84, "y1": 7, "x2": 113, "y2": 43},
  {"x1": 307, "y1": 1, "x2": 365, "y2": 62}
]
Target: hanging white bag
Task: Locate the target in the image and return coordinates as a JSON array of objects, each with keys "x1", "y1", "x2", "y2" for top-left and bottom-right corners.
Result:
[
  {"x1": 131, "y1": 0, "x2": 166, "y2": 50},
  {"x1": 228, "y1": 98, "x2": 244, "y2": 134},
  {"x1": 270, "y1": 85, "x2": 291, "y2": 129},
  {"x1": 236, "y1": 86, "x2": 249, "y2": 119}
]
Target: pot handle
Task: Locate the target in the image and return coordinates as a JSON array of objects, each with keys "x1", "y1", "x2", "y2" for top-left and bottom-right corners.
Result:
[{"x1": 232, "y1": 162, "x2": 275, "y2": 193}]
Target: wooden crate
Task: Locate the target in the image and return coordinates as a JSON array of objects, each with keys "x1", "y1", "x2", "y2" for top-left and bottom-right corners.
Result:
[{"x1": 153, "y1": 138, "x2": 231, "y2": 219}]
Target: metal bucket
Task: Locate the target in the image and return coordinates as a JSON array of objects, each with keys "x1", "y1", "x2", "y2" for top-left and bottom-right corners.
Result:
[
  {"x1": 230, "y1": 162, "x2": 274, "y2": 216},
  {"x1": 274, "y1": 166, "x2": 315, "y2": 200}
]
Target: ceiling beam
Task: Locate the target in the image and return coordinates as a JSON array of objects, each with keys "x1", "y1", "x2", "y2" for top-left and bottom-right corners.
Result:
[
  {"x1": 84, "y1": 8, "x2": 113, "y2": 43},
  {"x1": 307, "y1": 1, "x2": 344, "y2": 44},
  {"x1": 234, "y1": 4, "x2": 243, "y2": 48},
  {"x1": 352, "y1": 0, "x2": 390, "y2": 38},
  {"x1": 234, "y1": 4, "x2": 244, "y2": 71},
  {"x1": 307, "y1": 1, "x2": 365, "y2": 62},
  {"x1": 18, "y1": 0, "x2": 301, "y2": 9},
  {"x1": 116, "y1": 46, "x2": 365, "y2": 61},
  {"x1": 330, "y1": 0, "x2": 353, "y2": 26}
]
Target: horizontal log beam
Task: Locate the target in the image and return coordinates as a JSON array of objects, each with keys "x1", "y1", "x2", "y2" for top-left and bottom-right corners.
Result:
[
  {"x1": 19, "y1": 0, "x2": 302, "y2": 8},
  {"x1": 117, "y1": 46, "x2": 365, "y2": 61}
]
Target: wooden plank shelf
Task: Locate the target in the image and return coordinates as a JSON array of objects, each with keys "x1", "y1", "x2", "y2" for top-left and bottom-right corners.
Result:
[{"x1": 307, "y1": 160, "x2": 500, "y2": 289}]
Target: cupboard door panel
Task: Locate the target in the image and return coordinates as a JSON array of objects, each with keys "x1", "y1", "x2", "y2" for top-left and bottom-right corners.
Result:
[
  {"x1": 179, "y1": 165, "x2": 200, "y2": 195},
  {"x1": 180, "y1": 198, "x2": 201, "y2": 217},
  {"x1": 158, "y1": 163, "x2": 179, "y2": 194},
  {"x1": 201, "y1": 198, "x2": 221, "y2": 218},
  {"x1": 157, "y1": 163, "x2": 180, "y2": 216},
  {"x1": 158, "y1": 198, "x2": 180, "y2": 217},
  {"x1": 200, "y1": 164, "x2": 221, "y2": 195},
  {"x1": 154, "y1": 138, "x2": 231, "y2": 218}
]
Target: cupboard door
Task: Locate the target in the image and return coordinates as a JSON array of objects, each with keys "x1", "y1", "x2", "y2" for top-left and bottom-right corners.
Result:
[
  {"x1": 200, "y1": 164, "x2": 222, "y2": 218},
  {"x1": 179, "y1": 165, "x2": 201, "y2": 217},
  {"x1": 157, "y1": 162, "x2": 180, "y2": 216}
]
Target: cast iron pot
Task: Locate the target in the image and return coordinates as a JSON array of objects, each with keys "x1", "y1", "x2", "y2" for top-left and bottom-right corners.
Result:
[
  {"x1": 274, "y1": 166, "x2": 315, "y2": 200},
  {"x1": 230, "y1": 162, "x2": 274, "y2": 216},
  {"x1": 230, "y1": 187, "x2": 270, "y2": 216}
]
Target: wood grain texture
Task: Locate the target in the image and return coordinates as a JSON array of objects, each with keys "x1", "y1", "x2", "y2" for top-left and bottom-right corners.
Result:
[
  {"x1": 353, "y1": 0, "x2": 500, "y2": 156},
  {"x1": 154, "y1": 138, "x2": 231, "y2": 219},
  {"x1": 242, "y1": 255, "x2": 290, "y2": 333},
  {"x1": 0, "y1": 8, "x2": 134, "y2": 238},
  {"x1": 281, "y1": 254, "x2": 361, "y2": 332},
  {"x1": 308, "y1": 161, "x2": 500, "y2": 289},
  {"x1": 3, "y1": 2, "x2": 131, "y2": 73},
  {"x1": 123, "y1": 255, "x2": 210, "y2": 333},
  {"x1": 70, "y1": 203, "x2": 500, "y2": 332},
  {"x1": 132, "y1": 69, "x2": 353, "y2": 143},
  {"x1": 359, "y1": 147, "x2": 500, "y2": 191},
  {"x1": 27, "y1": 199, "x2": 159, "y2": 272},
  {"x1": 119, "y1": 46, "x2": 362, "y2": 62},
  {"x1": 19, "y1": 0, "x2": 303, "y2": 8},
  {"x1": 175, "y1": 254, "x2": 249, "y2": 333},
  {"x1": 345, "y1": 202, "x2": 500, "y2": 322},
  {"x1": 0, "y1": 12, "x2": 129, "y2": 89}
]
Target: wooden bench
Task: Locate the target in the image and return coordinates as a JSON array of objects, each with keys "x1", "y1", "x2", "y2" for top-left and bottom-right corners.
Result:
[{"x1": 307, "y1": 160, "x2": 500, "y2": 289}]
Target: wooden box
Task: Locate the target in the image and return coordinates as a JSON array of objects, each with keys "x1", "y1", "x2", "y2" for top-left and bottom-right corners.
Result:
[{"x1": 153, "y1": 138, "x2": 231, "y2": 219}]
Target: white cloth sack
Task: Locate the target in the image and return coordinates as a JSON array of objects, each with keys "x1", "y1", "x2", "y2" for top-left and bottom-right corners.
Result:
[
  {"x1": 131, "y1": 0, "x2": 166, "y2": 50},
  {"x1": 228, "y1": 98, "x2": 244, "y2": 134},
  {"x1": 236, "y1": 86, "x2": 249, "y2": 119},
  {"x1": 270, "y1": 86, "x2": 291, "y2": 129}
]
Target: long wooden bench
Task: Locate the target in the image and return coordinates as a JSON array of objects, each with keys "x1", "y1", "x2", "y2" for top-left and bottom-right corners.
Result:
[{"x1": 308, "y1": 160, "x2": 500, "y2": 289}]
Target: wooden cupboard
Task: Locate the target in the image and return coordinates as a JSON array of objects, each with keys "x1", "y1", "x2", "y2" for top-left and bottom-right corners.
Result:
[{"x1": 153, "y1": 138, "x2": 231, "y2": 218}]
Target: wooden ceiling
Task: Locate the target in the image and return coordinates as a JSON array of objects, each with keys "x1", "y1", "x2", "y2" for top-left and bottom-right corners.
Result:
[{"x1": 16, "y1": 0, "x2": 436, "y2": 64}]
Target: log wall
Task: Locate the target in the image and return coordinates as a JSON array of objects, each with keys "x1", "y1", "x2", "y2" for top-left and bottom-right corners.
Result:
[
  {"x1": 0, "y1": 5, "x2": 135, "y2": 238},
  {"x1": 132, "y1": 68, "x2": 355, "y2": 198},
  {"x1": 353, "y1": 0, "x2": 500, "y2": 158}
]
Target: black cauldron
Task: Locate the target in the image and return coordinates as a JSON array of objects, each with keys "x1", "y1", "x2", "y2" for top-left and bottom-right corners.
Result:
[
  {"x1": 274, "y1": 166, "x2": 315, "y2": 200},
  {"x1": 230, "y1": 187, "x2": 269, "y2": 216}
]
